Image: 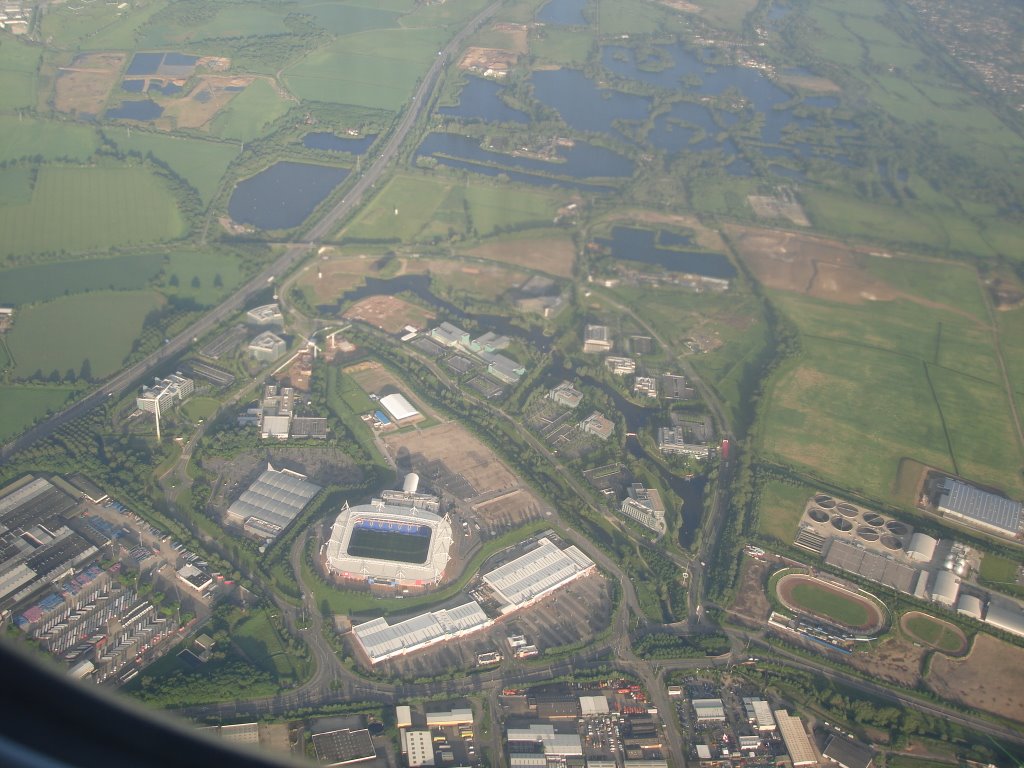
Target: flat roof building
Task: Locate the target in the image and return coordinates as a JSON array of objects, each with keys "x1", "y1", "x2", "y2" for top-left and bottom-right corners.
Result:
[
  {"x1": 352, "y1": 601, "x2": 490, "y2": 664},
  {"x1": 226, "y1": 464, "x2": 321, "y2": 540},
  {"x1": 379, "y1": 392, "x2": 422, "y2": 425},
  {"x1": 633, "y1": 376, "x2": 657, "y2": 398},
  {"x1": 246, "y1": 303, "x2": 283, "y2": 326},
  {"x1": 580, "y1": 695, "x2": 610, "y2": 716},
  {"x1": 311, "y1": 728, "x2": 376, "y2": 766},
  {"x1": 292, "y1": 416, "x2": 328, "y2": 439},
  {"x1": 937, "y1": 477, "x2": 1022, "y2": 535},
  {"x1": 774, "y1": 710, "x2": 817, "y2": 766},
  {"x1": 548, "y1": 381, "x2": 584, "y2": 409},
  {"x1": 692, "y1": 698, "x2": 726, "y2": 722},
  {"x1": 395, "y1": 705, "x2": 412, "y2": 730},
  {"x1": 743, "y1": 698, "x2": 777, "y2": 732},
  {"x1": 658, "y1": 426, "x2": 709, "y2": 457},
  {"x1": 605, "y1": 356, "x2": 636, "y2": 375},
  {"x1": 176, "y1": 563, "x2": 212, "y2": 592},
  {"x1": 579, "y1": 411, "x2": 614, "y2": 440},
  {"x1": 404, "y1": 730, "x2": 435, "y2": 767},
  {"x1": 430, "y1": 322, "x2": 468, "y2": 348},
  {"x1": 506, "y1": 724, "x2": 583, "y2": 757},
  {"x1": 469, "y1": 331, "x2": 510, "y2": 353},
  {"x1": 620, "y1": 484, "x2": 667, "y2": 535},
  {"x1": 137, "y1": 372, "x2": 194, "y2": 414},
  {"x1": 583, "y1": 324, "x2": 613, "y2": 353},
  {"x1": 482, "y1": 537, "x2": 595, "y2": 613},
  {"x1": 480, "y1": 351, "x2": 525, "y2": 383},
  {"x1": 425, "y1": 708, "x2": 473, "y2": 727},
  {"x1": 248, "y1": 331, "x2": 287, "y2": 362}
]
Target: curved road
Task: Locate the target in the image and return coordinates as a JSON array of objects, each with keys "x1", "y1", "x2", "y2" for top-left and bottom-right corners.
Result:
[{"x1": 0, "y1": 0, "x2": 504, "y2": 464}]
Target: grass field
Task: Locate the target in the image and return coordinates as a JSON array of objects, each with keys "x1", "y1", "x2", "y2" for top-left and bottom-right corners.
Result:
[
  {"x1": 6, "y1": 290, "x2": 164, "y2": 380},
  {"x1": 209, "y1": 80, "x2": 292, "y2": 142},
  {"x1": 901, "y1": 612, "x2": 965, "y2": 653},
  {"x1": 0, "y1": 117, "x2": 97, "y2": 165},
  {"x1": 0, "y1": 253, "x2": 164, "y2": 307},
  {"x1": 301, "y1": 2, "x2": 399, "y2": 35},
  {"x1": 158, "y1": 250, "x2": 244, "y2": 306},
  {"x1": 347, "y1": 527, "x2": 432, "y2": 564},
  {"x1": 343, "y1": 173, "x2": 563, "y2": 241},
  {"x1": 285, "y1": 27, "x2": 447, "y2": 109},
  {"x1": 785, "y1": 580, "x2": 871, "y2": 627},
  {"x1": 756, "y1": 479, "x2": 815, "y2": 544},
  {"x1": 0, "y1": 36, "x2": 39, "y2": 110},
  {"x1": 997, "y1": 306, "x2": 1024, "y2": 418},
  {"x1": 0, "y1": 165, "x2": 186, "y2": 261},
  {"x1": 181, "y1": 396, "x2": 220, "y2": 422},
  {"x1": 597, "y1": 0, "x2": 672, "y2": 34},
  {"x1": 0, "y1": 386, "x2": 77, "y2": 442},
  {"x1": 41, "y1": 0, "x2": 166, "y2": 50},
  {"x1": 979, "y1": 553, "x2": 1020, "y2": 584},
  {"x1": 139, "y1": 5, "x2": 290, "y2": 47},
  {"x1": 530, "y1": 27, "x2": 594, "y2": 65},
  {"x1": 231, "y1": 608, "x2": 307, "y2": 680},
  {"x1": 106, "y1": 132, "x2": 240, "y2": 204}
]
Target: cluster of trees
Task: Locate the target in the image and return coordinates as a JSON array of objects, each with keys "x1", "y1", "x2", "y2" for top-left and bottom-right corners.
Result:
[{"x1": 633, "y1": 630, "x2": 729, "y2": 659}]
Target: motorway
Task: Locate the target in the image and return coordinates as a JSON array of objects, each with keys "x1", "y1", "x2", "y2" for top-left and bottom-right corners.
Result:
[{"x1": 0, "y1": 0, "x2": 504, "y2": 465}]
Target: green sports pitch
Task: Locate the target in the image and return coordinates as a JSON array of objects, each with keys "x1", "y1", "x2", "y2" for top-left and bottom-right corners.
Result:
[{"x1": 346, "y1": 526, "x2": 431, "y2": 565}]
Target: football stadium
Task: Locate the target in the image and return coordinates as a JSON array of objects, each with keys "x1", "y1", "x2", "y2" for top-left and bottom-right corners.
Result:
[{"x1": 324, "y1": 475, "x2": 453, "y2": 588}]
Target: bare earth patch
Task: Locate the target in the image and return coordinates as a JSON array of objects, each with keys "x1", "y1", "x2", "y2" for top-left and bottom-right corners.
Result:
[
  {"x1": 55, "y1": 52, "x2": 126, "y2": 115},
  {"x1": 846, "y1": 634, "x2": 925, "y2": 688},
  {"x1": 729, "y1": 556, "x2": 772, "y2": 627},
  {"x1": 158, "y1": 75, "x2": 253, "y2": 130},
  {"x1": 341, "y1": 295, "x2": 435, "y2": 333},
  {"x1": 927, "y1": 633, "x2": 1024, "y2": 723},
  {"x1": 463, "y1": 235, "x2": 575, "y2": 277}
]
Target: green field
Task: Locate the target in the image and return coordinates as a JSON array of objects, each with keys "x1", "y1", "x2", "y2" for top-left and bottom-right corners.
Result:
[
  {"x1": 40, "y1": 0, "x2": 167, "y2": 50},
  {"x1": 979, "y1": 553, "x2": 1020, "y2": 584},
  {"x1": 0, "y1": 253, "x2": 164, "y2": 307},
  {"x1": 0, "y1": 36, "x2": 40, "y2": 110},
  {"x1": 530, "y1": 27, "x2": 594, "y2": 66},
  {"x1": 0, "y1": 117, "x2": 97, "y2": 165},
  {"x1": 0, "y1": 165, "x2": 186, "y2": 261},
  {"x1": 106, "y1": 132, "x2": 239, "y2": 204},
  {"x1": 208, "y1": 79, "x2": 293, "y2": 142},
  {"x1": 346, "y1": 526, "x2": 432, "y2": 564},
  {"x1": 158, "y1": 250, "x2": 244, "y2": 306},
  {"x1": 301, "y1": 2, "x2": 399, "y2": 35},
  {"x1": 597, "y1": 0, "x2": 671, "y2": 35},
  {"x1": 181, "y1": 396, "x2": 220, "y2": 422},
  {"x1": 344, "y1": 173, "x2": 562, "y2": 241},
  {"x1": 902, "y1": 612, "x2": 964, "y2": 653},
  {"x1": 285, "y1": 27, "x2": 447, "y2": 108},
  {"x1": 785, "y1": 580, "x2": 872, "y2": 627},
  {"x1": 6, "y1": 290, "x2": 164, "y2": 380},
  {"x1": 231, "y1": 608, "x2": 307, "y2": 680},
  {"x1": 0, "y1": 386, "x2": 77, "y2": 442},
  {"x1": 756, "y1": 479, "x2": 815, "y2": 544},
  {"x1": 997, "y1": 306, "x2": 1024, "y2": 418},
  {"x1": 139, "y1": 5, "x2": 290, "y2": 47}
]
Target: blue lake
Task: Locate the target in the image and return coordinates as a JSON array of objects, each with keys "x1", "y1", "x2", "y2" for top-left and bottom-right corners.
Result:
[
  {"x1": 438, "y1": 78, "x2": 529, "y2": 124},
  {"x1": 126, "y1": 53, "x2": 164, "y2": 76},
  {"x1": 105, "y1": 100, "x2": 164, "y2": 121},
  {"x1": 303, "y1": 132, "x2": 378, "y2": 154},
  {"x1": 538, "y1": 0, "x2": 588, "y2": 25},
  {"x1": 531, "y1": 68, "x2": 650, "y2": 136},
  {"x1": 122, "y1": 79, "x2": 145, "y2": 93},
  {"x1": 417, "y1": 132, "x2": 633, "y2": 178},
  {"x1": 595, "y1": 226, "x2": 736, "y2": 279},
  {"x1": 163, "y1": 52, "x2": 198, "y2": 67},
  {"x1": 228, "y1": 161, "x2": 349, "y2": 230}
]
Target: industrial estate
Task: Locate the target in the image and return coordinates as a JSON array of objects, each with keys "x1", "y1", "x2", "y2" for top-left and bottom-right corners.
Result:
[{"x1": 1, "y1": 0, "x2": 1024, "y2": 766}]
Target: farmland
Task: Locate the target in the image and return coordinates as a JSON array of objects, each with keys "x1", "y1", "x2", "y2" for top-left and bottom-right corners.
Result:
[
  {"x1": 6, "y1": 290, "x2": 165, "y2": 381},
  {"x1": 0, "y1": 386, "x2": 78, "y2": 443},
  {"x1": 0, "y1": 117, "x2": 98, "y2": 165},
  {"x1": 106, "y1": 132, "x2": 240, "y2": 204},
  {"x1": 341, "y1": 173, "x2": 564, "y2": 242},
  {"x1": 0, "y1": 165, "x2": 186, "y2": 262},
  {"x1": 0, "y1": 254, "x2": 164, "y2": 307},
  {"x1": 0, "y1": 36, "x2": 40, "y2": 110},
  {"x1": 208, "y1": 80, "x2": 293, "y2": 142}
]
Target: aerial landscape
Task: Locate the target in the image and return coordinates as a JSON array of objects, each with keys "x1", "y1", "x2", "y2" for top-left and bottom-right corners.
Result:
[{"x1": 1, "y1": 0, "x2": 1024, "y2": 765}]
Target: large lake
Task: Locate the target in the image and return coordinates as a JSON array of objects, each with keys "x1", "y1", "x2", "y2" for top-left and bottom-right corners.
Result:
[
  {"x1": 537, "y1": 0, "x2": 588, "y2": 25},
  {"x1": 228, "y1": 161, "x2": 349, "y2": 230},
  {"x1": 595, "y1": 226, "x2": 737, "y2": 279},
  {"x1": 438, "y1": 78, "x2": 529, "y2": 124}
]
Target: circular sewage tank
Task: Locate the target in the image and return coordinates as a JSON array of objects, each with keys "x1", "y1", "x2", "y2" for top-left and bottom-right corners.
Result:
[
  {"x1": 862, "y1": 512, "x2": 885, "y2": 527},
  {"x1": 815, "y1": 495, "x2": 836, "y2": 509},
  {"x1": 808, "y1": 507, "x2": 830, "y2": 523},
  {"x1": 886, "y1": 520, "x2": 909, "y2": 536},
  {"x1": 831, "y1": 516, "x2": 854, "y2": 532},
  {"x1": 857, "y1": 526, "x2": 880, "y2": 541},
  {"x1": 837, "y1": 503, "x2": 858, "y2": 518},
  {"x1": 880, "y1": 534, "x2": 902, "y2": 550}
]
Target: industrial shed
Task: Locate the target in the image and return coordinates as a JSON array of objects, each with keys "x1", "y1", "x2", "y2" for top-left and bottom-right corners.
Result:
[
  {"x1": 906, "y1": 532, "x2": 938, "y2": 562},
  {"x1": 956, "y1": 594, "x2": 984, "y2": 620}
]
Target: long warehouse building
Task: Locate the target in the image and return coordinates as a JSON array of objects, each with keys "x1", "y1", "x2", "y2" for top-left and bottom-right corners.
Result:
[
  {"x1": 482, "y1": 537, "x2": 595, "y2": 614},
  {"x1": 351, "y1": 601, "x2": 491, "y2": 664}
]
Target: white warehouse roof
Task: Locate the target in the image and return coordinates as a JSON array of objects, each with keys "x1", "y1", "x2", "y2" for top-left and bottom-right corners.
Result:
[
  {"x1": 930, "y1": 570, "x2": 961, "y2": 605},
  {"x1": 379, "y1": 392, "x2": 420, "y2": 422},
  {"x1": 984, "y1": 603, "x2": 1024, "y2": 638},
  {"x1": 482, "y1": 537, "x2": 595, "y2": 612},
  {"x1": 352, "y1": 601, "x2": 490, "y2": 663},
  {"x1": 580, "y1": 695, "x2": 610, "y2": 716},
  {"x1": 956, "y1": 594, "x2": 984, "y2": 619},
  {"x1": 506, "y1": 724, "x2": 582, "y2": 757},
  {"x1": 906, "y1": 532, "x2": 938, "y2": 562},
  {"x1": 226, "y1": 464, "x2": 321, "y2": 535}
]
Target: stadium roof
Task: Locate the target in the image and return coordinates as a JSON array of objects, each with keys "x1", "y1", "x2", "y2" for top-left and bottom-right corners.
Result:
[
  {"x1": 379, "y1": 392, "x2": 420, "y2": 422},
  {"x1": 938, "y1": 477, "x2": 1022, "y2": 534},
  {"x1": 984, "y1": 603, "x2": 1024, "y2": 638},
  {"x1": 482, "y1": 537, "x2": 595, "y2": 611},
  {"x1": 352, "y1": 601, "x2": 490, "y2": 663},
  {"x1": 226, "y1": 465, "x2": 321, "y2": 535}
]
